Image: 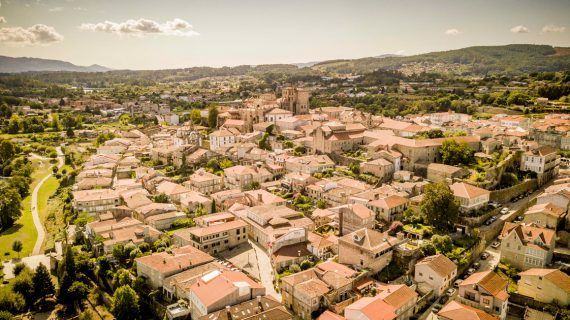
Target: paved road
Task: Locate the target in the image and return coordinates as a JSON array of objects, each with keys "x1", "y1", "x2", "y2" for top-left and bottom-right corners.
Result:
[
  {"x1": 31, "y1": 146, "x2": 64, "y2": 255},
  {"x1": 249, "y1": 240, "x2": 281, "y2": 301}
]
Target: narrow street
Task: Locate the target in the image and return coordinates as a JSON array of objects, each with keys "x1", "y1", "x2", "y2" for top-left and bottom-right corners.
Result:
[{"x1": 249, "y1": 240, "x2": 281, "y2": 301}]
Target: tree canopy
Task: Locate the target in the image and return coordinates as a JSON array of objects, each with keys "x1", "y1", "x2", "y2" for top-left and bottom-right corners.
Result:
[{"x1": 420, "y1": 182, "x2": 460, "y2": 231}]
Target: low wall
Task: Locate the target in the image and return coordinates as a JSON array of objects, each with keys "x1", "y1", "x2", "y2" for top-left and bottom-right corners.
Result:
[
  {"x1": 490, "y1": 179, "x2": 537, "y2": 204},
  {"x1": 461, "y1": 208, "x2": 500, "y2": 227}
]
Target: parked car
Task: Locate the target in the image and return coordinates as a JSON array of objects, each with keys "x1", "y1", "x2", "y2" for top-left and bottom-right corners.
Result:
[
  {"x1": 491, "y1": 241, "x2": 501, "y2": 249},
  {"x1": 467, "y1": 268, "x2": 476, "y2": 275},
  {"x1": 453, "y1": 279, "x2": 463, "y2": 288},
  {"x1": 515, "y1": 215, "x2": 524, "y2": 222},
  {"x1": 439, "y1": 295, "x2": 449, "y2": 304},
  {"x1": 500, "y1": 207, "x2": 509, "y2": 214},
  {"x1": 432, "y1": 304, "x2": 442, "y2": 313},
  {"x1": 473, "y1": 262, "x2": 481, "y2": 270},
  {"x1": 446, "y1": 288, "x2": 457, "y2": 296},
  {"x1": 480, "y1": 252, "x2": 490, "y2": 260}
]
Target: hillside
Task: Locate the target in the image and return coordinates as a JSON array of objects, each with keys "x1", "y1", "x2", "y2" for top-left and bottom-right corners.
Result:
[
  {"x1": 312, "y1": 44, "x2": 570, "y2": 75},
  {"x1": 0, "y1": 56, "x2": 112, "y2": 73}
]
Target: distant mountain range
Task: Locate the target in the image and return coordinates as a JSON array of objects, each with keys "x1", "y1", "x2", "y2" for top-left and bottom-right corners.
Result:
[
  {"x1": 1, "y1": 44, "x2": 569, "y2": 79},
  {"x1": 311, "y1": 44, "x2": 570, "y2": 75},
  {"x1": 0, "y1": 56, "x2": 112, "y2": 73}
]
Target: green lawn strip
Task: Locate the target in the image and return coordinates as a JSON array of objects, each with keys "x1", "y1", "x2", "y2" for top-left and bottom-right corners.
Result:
[{"x1": 0, "y1": 159, "x2": 51, "y2": 261}]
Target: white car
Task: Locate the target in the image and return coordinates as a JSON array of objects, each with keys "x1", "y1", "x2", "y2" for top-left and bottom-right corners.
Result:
[
  {"x1": 491, "y1": 241, "x2": 501, "y2": 249},
  {"x1": 453, "y1": 279, "x2": 463, "y2": 288},
  {"x1": 500, "y1": 207, "x2": 509, "y2": 215},
  {"x1": 446, "y1": 288, "x2": 457, "y2": 296}
]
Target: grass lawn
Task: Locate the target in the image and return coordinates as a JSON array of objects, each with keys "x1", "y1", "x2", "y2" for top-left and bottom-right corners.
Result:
[{"x1": 0, "y1": 158, "x2": 51, "y2": 261}]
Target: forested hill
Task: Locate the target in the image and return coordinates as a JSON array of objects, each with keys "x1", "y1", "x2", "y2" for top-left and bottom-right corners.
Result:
[
  {"x1": 0, "y1": 56, "x2": 112, "y2": 73},
  {"x1": 312, "y1": 44, "x2": 570, "y2": 75}
]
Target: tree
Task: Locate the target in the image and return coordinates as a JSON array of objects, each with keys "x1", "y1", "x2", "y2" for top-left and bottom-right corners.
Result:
[
  {"x1": 12, "y1": 240, "x2": 23, "y2": 258},
  {"x1": 112, "y1": 285, "x2": 140, "y2": 320},
  {"x1": 431, "y1": 235, "x2": 453, "y2": 253},
  {"x1": 67, "y1": 281, "x2": 89, "y2": 304},
  {"x1": 420, "y1": 241, "x2": 437, "y2": 257},
  {"x1": 190, "y1": 109, "x2": 201, "y2": 124},
  {"x1": 12, "y1": 269, "x2": 34, "y2": 306},
  {"x1": 153, "y1": 193, "x2": 169, "y2": 203},
  {"x1": 0, "y1": 140, "x2": 16, "y2": 166},
  {"x1": 9, "y1": 175, "x2": 31, "y2": 198},
  {"x1": 58, "y1": 246, "x2": 77, "y2": 304},
  {"x1": 440, "y1": 139, "x2": 474, "y2": 166},
  {"x1": 0, "y1": 288, "x2": 25, "y2": 314},
  {"x1": 316, "y1": 199, "x2": 327, "y2": 209},
  {"x1": 207, "y1": 105, "x2": 218, "y2": 129},
  {"x1": 33, "y1": 263, "x2": 55, "y2": 300},
  {"x1": 420, "y1": 182, "x2": 459, "y2": 231}
]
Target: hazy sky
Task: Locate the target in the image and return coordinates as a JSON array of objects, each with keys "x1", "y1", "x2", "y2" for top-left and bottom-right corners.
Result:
[{"x1": 0, "y1": 0, "x2": 569, "y2": 70}]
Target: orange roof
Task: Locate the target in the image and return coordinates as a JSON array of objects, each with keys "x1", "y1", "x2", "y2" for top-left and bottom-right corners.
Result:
[
  {"x1": 461, "y1": 270, "x2": 509, "y2": 301},
  {"x1": 345, "y1": 296, "x2": 397, "y2": 320},
  {"x1": 417, "y1": 254, "x2": 457, "y2": 278},
  {"x1": 450, "y1": 182, "x2": 490, "y2": 199},
  {"x1": 134, "y1": 245, "x2": 214, "y2": 275},
  {"x1": 519, "y1": 268, "x2": 570, "y2": 293},
  {"x1": 438, "y1": 301, "x2": 498, "y2": 320}
]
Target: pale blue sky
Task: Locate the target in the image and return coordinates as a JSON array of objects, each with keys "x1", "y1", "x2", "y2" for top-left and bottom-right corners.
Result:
[{"x1": 0, "y1": 0, "x2": 569, "y2": 70}]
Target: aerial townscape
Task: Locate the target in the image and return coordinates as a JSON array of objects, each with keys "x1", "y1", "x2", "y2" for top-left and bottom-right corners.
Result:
[{"x1": 0, "y1": 1, "x2": 570, "y2": 320}]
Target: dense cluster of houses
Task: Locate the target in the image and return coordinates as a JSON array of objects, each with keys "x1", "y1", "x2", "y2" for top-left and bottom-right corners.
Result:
[{"x1": 67, "y1": 87, "x2": 570, "y2": 320}]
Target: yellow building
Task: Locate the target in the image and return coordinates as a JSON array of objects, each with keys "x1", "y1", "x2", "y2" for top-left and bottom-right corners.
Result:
[{"x1": 518, "y1": 268, "x2": 570, "y2": 306}]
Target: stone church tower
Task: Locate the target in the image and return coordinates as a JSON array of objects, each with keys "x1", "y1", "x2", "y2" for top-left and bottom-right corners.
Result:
[{"x1": 280, "y1": 87, "x2": 310, "y2": 115}]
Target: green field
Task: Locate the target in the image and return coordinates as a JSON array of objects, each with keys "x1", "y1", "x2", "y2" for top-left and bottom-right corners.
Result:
[{"x1": 0, "y1": 158, "x2": 53, "y2": 261}]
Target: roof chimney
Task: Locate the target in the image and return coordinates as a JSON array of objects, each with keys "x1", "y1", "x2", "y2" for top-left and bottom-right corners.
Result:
[{"x1": 258, "y1": 193, "x2": 263, "y2": 203}]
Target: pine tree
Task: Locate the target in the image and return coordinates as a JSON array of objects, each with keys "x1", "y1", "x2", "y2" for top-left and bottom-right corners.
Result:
[{"x1": 33, "y1": 263, "x2": 55, "y2": 300}]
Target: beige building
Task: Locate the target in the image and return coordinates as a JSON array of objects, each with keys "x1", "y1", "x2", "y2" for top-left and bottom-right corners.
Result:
[
  {"x1": 184, "y1": 168, "x2": 224, "y2": 195},
  {"x1": 457, "y1": 270, "x2": 509, "y2": 320},
  {"x1": 280, "y1": 261, "x2": 358, "y2": 320},
  {"x1": 518, "y1": 268, "x2": 570, "y2": 306},
  {"x1": 499, "y1": 222, "x2": 555, "y2": 270},
  {"x1": 236, "y1": 205, "x2": 313, "y2": 253},
  {"x1": 313, "y1": 122, "x2": 366, "y2": 154},
  {"x1": 186, "y1": 269, "x2": 266, "y2": 319},
  {"x1": 339, "y1": 204, "x2": 375, "y2": 236},
  {"x1": 523, "y1": 202, "x2": 566, "y2": 230},
  {"x1": 135, "y1": 245, "x2": 214, "y2": 289},
  {"x1": 414, "y1": 254, "x2": 457, "y2": 297},
  {"x1": 436, "y1": 301, "x2": 499, "y2": 320},
  {"x1": 223, "y1": 165, "x2": 272, "y2": 190},
  {"x1": 520, "y1": 145, "x2": 559, "y2": 185},
  {"x1": 450, "y1": 182, "x2": 490, "y2": 213},
  {"x1": 360, "y1": 158, "x2": 395, "y2": 182},
  {"x1": 366, "y1": 195, "x2": 409, "y2": 223},
  {"x1": 172, "y1": 219, "x2": 248, "y2": 255},
  {"x1": 72, "y1": 188, "x2": 121, "y2": 215},
  {"x1": 427, "y1": 163, "x2": 468, "y2": 183},
  {"x1": 338, "y1": 228, "x2": 401, "y2": 273},
  {"x1": 280, "y1": 87, "x2": 310, "y2": 115},
  {"x1": 344, "y1": 284, "x2": 418, "y2": 320},
  {"x1": 285, "y1": 155, "x2": 335, "y2": 174}
]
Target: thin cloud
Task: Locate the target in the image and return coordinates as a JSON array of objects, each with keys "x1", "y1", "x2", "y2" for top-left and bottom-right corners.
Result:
[
  {"x1": 510, "y1": 25, "x2": 529, "y2": 33},
  {"x1": 0, "y1": 24, "x2": 64, "y2": 45},
  {"x1": 79, "y1": 18, "x2": 199, "y2": 37},
  {"x1": 444, "y1": 28, "x2": 461, "y2": 36},
  {"x1": 0, "y1": 17, "x2": 6, "y2": 24},
  {"x1": 542, "y1": 24, "x2": 566, "y2": 33},
  {"x1": 49, "y1": 7, "x2": 64, "y2": 12}
]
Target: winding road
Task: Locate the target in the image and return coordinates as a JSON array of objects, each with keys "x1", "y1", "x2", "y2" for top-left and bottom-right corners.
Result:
[{"x1": 31, "y1": 146, "x2": 64, "y2": 255}]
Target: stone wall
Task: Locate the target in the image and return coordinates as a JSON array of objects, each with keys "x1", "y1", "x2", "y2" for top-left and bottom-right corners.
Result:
[{"x1": 489, "y1": 179, "x2": 537, "y2": 204}]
